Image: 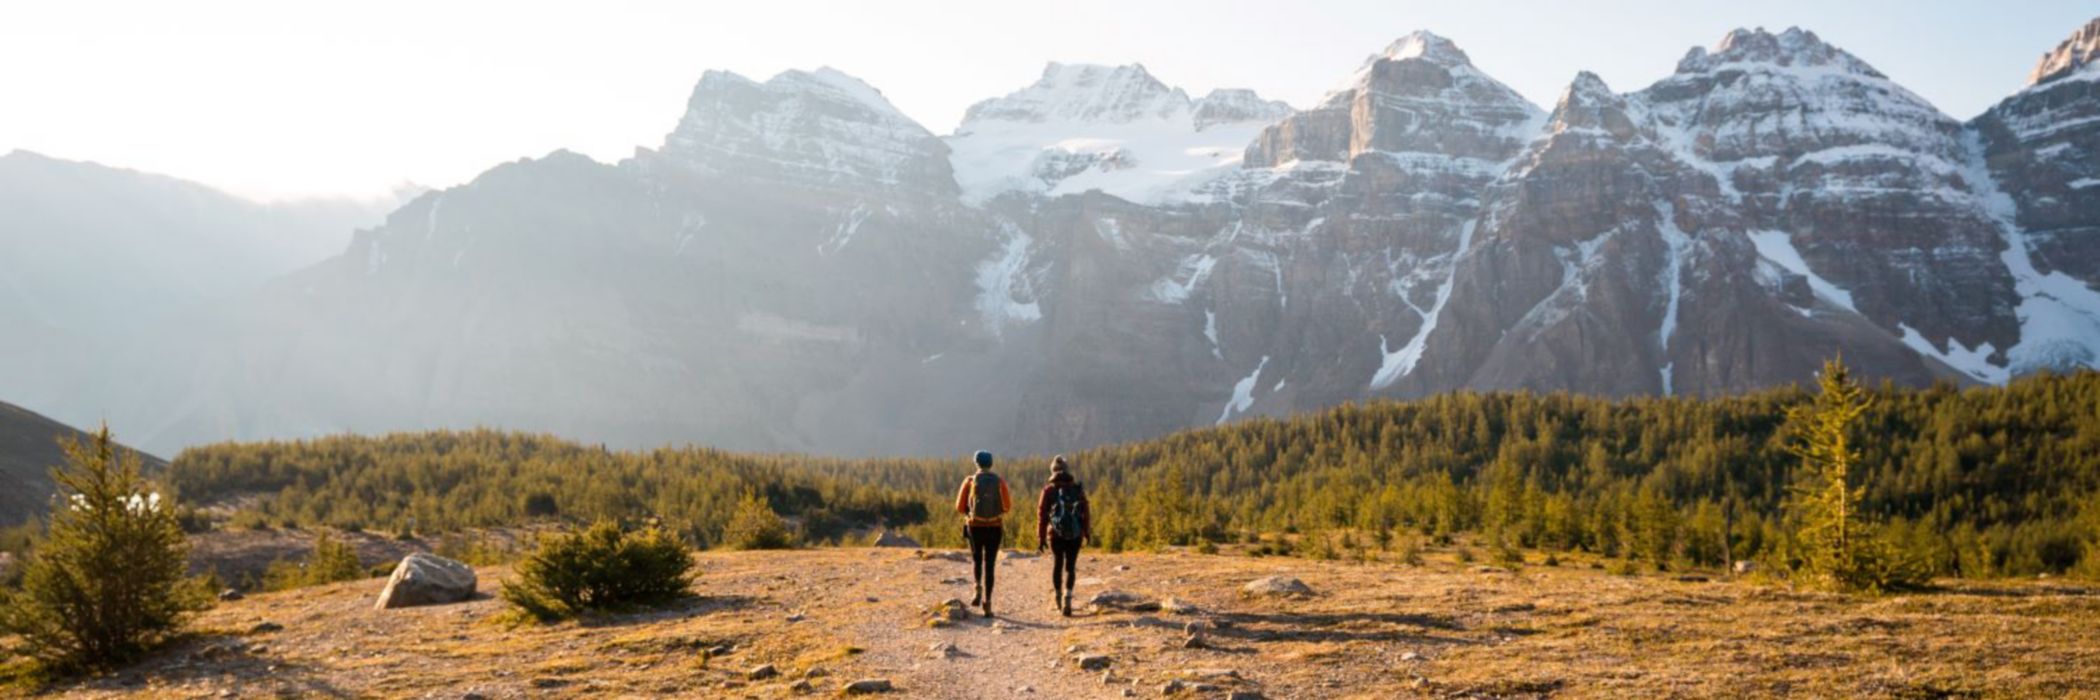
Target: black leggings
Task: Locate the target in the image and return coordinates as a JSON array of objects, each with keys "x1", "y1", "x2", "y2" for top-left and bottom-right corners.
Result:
[
  {"x1": 968, "y1": 526, "x2": 1003, "y2": 599},
  {"x1": 1050, "y1": 537, "x2": 1082, "y2": 596}
]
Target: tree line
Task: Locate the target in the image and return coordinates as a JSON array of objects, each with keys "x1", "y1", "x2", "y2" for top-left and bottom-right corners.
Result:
[{"x1": 160, "y1": 372, "x2": 2100, "y2": 578}]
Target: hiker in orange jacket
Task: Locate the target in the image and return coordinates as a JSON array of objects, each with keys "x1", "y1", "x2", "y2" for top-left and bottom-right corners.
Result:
[{"x1": 954, "y1": 450, "x2": 1013, "y2": 617}]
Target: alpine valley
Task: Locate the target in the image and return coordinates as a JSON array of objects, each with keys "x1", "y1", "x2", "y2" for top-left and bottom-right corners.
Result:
[{"x1": 10, "y1": 20, "x2": 2100, "y2": 459}]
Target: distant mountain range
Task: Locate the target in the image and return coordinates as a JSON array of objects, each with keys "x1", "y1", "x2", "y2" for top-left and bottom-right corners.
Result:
[{"x1": 5, "y1": 18, "x2": 2099, "y2": 459}]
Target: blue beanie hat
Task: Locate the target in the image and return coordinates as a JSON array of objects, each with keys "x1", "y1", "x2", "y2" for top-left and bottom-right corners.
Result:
[{"x1": 973, "y1": 450, "x2": 994, "y2": 468}]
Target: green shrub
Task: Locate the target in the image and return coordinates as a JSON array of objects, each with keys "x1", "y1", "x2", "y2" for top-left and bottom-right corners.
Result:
[
  {"x1": 259, "y1": 532, "x2": 366, "y2": 592},
  {"x1": 0, "y1": 427, "x2": 209, "y2": 672},
  {"x1": 721, "y1": 493, "x2": 796, "y2": 550},
  {"x1": 501, "y1": 521, "x2": 694, "y2": 622},
  {"x1": 1398, "y1": 537, "x2": 1425, "y2": 566}
]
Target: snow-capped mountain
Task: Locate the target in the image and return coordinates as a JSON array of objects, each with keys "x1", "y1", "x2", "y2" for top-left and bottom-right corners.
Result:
[
  {"x1": 15, "y1": 19, "x2": 2100, "y2": 458},
  {"x1": 947, "y1": 63, "x2": 1290, "y2": 205}
]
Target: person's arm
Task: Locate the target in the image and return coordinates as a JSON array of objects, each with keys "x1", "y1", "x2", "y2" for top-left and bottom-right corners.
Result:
[
  {"x1": 999, "y1": 478, "x2": 1013, "y2": 516},
  {"x1": 955, "y1": 478, "x2": 972, "y2": 517}
]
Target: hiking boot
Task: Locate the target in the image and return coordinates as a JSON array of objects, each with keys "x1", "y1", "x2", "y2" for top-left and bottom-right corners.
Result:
[
  {"x1": 982, "y1": 600, "x2": 995, "y2": 619},
  {"x1": 1051, "y1": 591, "x2": 1063, "y2": 613},
  {"x1": 1061, "y1": 593, "x2": 1073, "y2": 617},
  {"x1": 969, "y1": 586, "x2": 982, "y2": 608}
]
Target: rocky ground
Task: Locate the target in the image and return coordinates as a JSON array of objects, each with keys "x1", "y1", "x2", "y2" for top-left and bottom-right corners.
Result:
[{"x1": 11, "y1": 547, "x2": 2100, "y2": 699}]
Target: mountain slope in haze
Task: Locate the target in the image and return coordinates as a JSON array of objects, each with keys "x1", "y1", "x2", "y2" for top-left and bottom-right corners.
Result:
[
  {"x1": 0, "y1": 399, "x2": 166, "y2": 526},
  {"x1": 17, "y1": 19, "x2": 2100, "y2": 458},
  {"x1": 0, "y1": 151, "x2": 411, "y2": 417}
]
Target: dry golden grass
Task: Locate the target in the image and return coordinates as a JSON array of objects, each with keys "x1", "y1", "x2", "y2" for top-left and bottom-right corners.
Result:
[{"x1": 7, "y1": 547, "x2": 2098, "y2": 699}]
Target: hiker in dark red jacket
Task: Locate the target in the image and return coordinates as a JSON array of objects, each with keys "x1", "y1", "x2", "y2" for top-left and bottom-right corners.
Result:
[{"x1": 1035, "y1": 455, "x2": 1092, "y2": 616}]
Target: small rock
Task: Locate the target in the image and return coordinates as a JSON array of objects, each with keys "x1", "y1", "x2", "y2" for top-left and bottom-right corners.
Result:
[
  {"x1": 249, "y1": 621, "x2": 283, "y2": 634},
  {"x1": 721, "y1": 679, "x2": 747, "y2": 689},
  {"x1": 1471, "y1": 565, "x2": 1509, "y2": 575},
  {"x1": 1732, "y1": 560, "x2": 1757, "y2": 575},
  {"x1": 1114, "y1": 565, "x2": 1131, "y2": 572},
  {"x1": 1675, "y1": 574, "x2": 1710, "y2": 583},
  {"x1": 842, "y1": 678, "x2": 894, "y2": 694},
  {"x1": 1228, "y1": 693, "x2": 1266, "y2": 700},
  {"x1": 1240, "y1": 576, "x2": 1313, "y2": 598},
  {"x1": 1101, "y1": 670, "x2": 1118, "y2": 684},
  {"x1": 1400, "y1": 651, "x2": 1423, "y2": 661},
  {"x1": 1019, "y1": 686, "x2": 1035, "y2": 693},
  {"x1": 708, "y1": 644, "x2": 736, "y2": 657},
  {"x1": 1161, "y1": 680, "x2": 1187, "y2": 696},
  {"x1": 217, "y1": 588, "x2": 244, "y2": 602},
  {"x1": 789, "y1": 679, "x2": 814, "y2": 693},
  {"x1": 1076, "y1": 654, "x2": 1112, "y2": 670},
  {"x1": 804, "y1": 667, "x2": 829, "y2": 679},
  {"x1": 1088, "y1": 590, "x2": 1150, "y2": 610},
  {"x1": 1180, "y1": 634, "x2": 1207, "y2": 649},
  {"x1": 1184, "y1": 620, "x2": 1214, "y2": 634},
  {"x1": 1122, "y1": 690, "x2": 1137, "y2": 698},
  {"x1": 749, "y1": 664, "x2": 779, "y2": 680},
  {"x1": 929, "y1": 642, "x2": 964, "y2": 659},
  {"x1": 529, "y1": 678, "x2": 569, "y2": 689},
  {"x1": 786, "y1": 612, "x2": 807, "y2": 623},
  {"x1": 1160, "y1": 597, "x2": 1200, "y2": 615}
]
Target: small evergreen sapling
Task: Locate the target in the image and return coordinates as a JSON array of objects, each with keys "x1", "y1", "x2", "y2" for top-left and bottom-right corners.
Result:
[{"x1": 0, "y1": 426, "x2": 207, "y2": 671}]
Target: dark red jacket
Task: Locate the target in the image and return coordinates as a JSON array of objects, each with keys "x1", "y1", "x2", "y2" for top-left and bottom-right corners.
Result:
[{"x1": 1036, "y1": 476, "x2": 1090, "y2": 543}]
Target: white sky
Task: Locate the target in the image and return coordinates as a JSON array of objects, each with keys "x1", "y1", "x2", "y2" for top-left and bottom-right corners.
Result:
[{"x1": 2, "y1": 0, "x2": 2092, "y2": 200}]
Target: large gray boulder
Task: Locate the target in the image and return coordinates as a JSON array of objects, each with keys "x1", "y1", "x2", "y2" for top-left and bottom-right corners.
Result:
[
  {"x1": 374, "y1": 552, "x2": 477, "y2": 609},
  {"x1": 872, "y1": 530, "x2": 921, "y2": 548}
]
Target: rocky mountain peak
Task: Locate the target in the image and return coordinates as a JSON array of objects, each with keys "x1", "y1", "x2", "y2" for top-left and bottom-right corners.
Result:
[
  {"x1": 1381, "y1": 30, "x2": 1471, "y2": 67},
  {"x1": 1549, "y1": 71, "x2": 1636, "y2": 136},
  {"x1": 960, "y1": 63, "x2": 1190, "y2": 125},
  {"x1": 1676, "y1": 26, "x2": 1880, "y2": 77},
  {"x1": 1190, "y1": 88, "x2": 1293, "y2": 130},
  {"x1": 2029, "y1": 16, "x2": 2100, "y2": 86},
  {"x1": 660, "y1": 67, "x2": 955, "y2": 196}
]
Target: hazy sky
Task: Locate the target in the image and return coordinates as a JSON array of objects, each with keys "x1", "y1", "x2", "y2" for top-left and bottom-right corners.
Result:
[{"x1": 3, "y1": 0, "x2": 2092, "y2": 200}]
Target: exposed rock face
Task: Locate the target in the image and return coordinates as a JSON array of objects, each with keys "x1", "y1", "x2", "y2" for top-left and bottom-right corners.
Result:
[
  {"x1": 375, "y1": 553, "x2": 477, "y2": 609},
  {"x1": 2029, "y1": 17, "x2": 2100, "y2": 86}
]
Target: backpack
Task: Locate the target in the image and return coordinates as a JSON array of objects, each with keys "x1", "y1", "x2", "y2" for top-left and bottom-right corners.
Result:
[
  {"x1": 969, "y1": 472, "x2": 1004, "y2": 520},
  {"x1": 1048, "y1": 484, "x2": 1084, "y2": 540}
]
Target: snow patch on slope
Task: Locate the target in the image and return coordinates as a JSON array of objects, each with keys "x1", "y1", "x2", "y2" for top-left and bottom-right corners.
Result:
[
  {"x1": 1371, "y1": 219, "x2": 1477, "y2": 389},
  {"x1": 975, "y1": 221, "x2": 1042, "y2": 333},
  {"x1": 948, "y1": 63, "x2": 1289, "y2": 205},
  {"x1": 1958, "y1": 131, "x2": 2100, "y2": 375},
  {"x1": 1655, "y1": 205, "x2": 1691, "y2": 395},
  {"x1": 1216, "y1": 355, "x2": 1270, "y2": 424},
  {"x1": 1747, "y1": 230, "x2": 1858, "y2": 312}
]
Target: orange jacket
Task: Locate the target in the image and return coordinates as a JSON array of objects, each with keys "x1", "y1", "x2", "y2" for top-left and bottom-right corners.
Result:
[{"x1": 954, "y1": 471, "x2": 1013, "y2": 527}]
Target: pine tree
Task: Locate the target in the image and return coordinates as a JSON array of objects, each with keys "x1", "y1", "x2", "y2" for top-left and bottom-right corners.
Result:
[
  {"x1": 0, "y1": 426, "x2": 207, "y2": 670},
  {"x1": 1785, "y1": 359, "x2": 1923, "y2": 593},
  {"x1": 722, "y1": 492, "x2": 796, "y2": 550}
]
